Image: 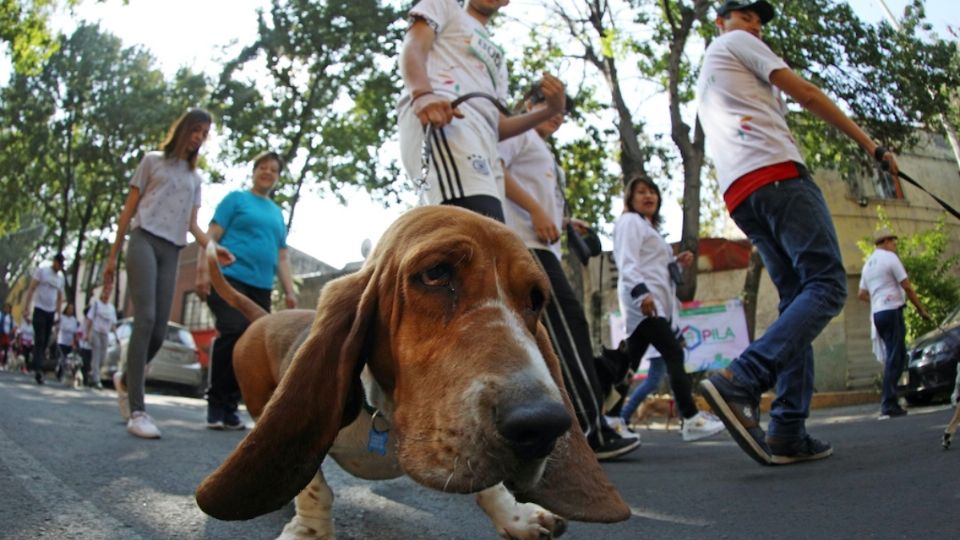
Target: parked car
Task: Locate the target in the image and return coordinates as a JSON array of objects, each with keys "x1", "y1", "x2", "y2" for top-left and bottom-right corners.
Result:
[
  {"x1": 100, "y1": 318, "x2": 207, "y2": 397},
  {"x1": 900, "y1": 304, "x2": 960, "y2": 405}
]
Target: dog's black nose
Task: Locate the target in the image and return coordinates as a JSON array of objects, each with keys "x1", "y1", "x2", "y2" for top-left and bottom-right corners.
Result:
[{"x1": 496, "y1": 399, "x2": 571, "y2": 460}]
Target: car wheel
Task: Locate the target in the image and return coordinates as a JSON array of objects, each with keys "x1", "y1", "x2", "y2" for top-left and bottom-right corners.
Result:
[{"x1": 905, "y1": 392, "x2": 933, "y2": 406}]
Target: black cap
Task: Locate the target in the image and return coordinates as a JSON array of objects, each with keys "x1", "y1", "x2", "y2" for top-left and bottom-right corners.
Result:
[{"x1": 717, "y1": 1, "x2": 776, "y2": 24}]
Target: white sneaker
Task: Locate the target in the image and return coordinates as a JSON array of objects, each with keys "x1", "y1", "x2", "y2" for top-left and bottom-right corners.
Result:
[
  {"x1": 681, "y1": 411, "x2": 726, "y2": 442},
  {"x1": 127, "y1": 411, "x2": 161, "y2": 439},
  {"x1": 113, "y1": 371, "x2": 129, "y2": 420},
  {"x1": 604, "y1": 415, "x2": 631, "y2": 436}
]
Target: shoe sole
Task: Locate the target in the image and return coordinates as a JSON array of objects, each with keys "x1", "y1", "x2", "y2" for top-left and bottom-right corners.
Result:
[
  {"x1": 700, "y1": 379, "x2": 772, "y2": 466},
  {"x1": 770, "y1": 447, "x2": 833, "y2": 465},
  {"x1": 206, "y1": 422, "x2": 224, "y2": 430},
  {"x1": 594, "y1": 438, "x2": 642, "y2": 461}
]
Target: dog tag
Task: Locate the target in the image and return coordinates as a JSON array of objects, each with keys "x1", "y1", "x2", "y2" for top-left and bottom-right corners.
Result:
[
  {"x1": 368, "y1": 427, "x2": 388, "y2": 456},
  {"x1": 367, "y1": 410, "x2": 389, "y2": 456}
]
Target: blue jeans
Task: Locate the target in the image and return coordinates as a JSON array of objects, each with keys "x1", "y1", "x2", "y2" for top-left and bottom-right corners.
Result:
[
  {"x1": 729, "y1": 175, "x2": 847, "y2": 439},
  {"x1": 621, "y1": 357, "x2": 665, "y2": 422},
  {"x1": 874, "y1": 307, "x2": 906, "y2": 413}
]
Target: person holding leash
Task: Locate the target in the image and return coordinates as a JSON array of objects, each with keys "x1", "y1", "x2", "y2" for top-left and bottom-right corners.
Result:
[
  {"x1": 858, "y1": 227, "x2": 931, "y2": 418},
  {"x1": 195, "y1": 151, "x2": 296, "y2": 431},
  {"x1": 498, "y1": 86, "x2": 640, "y2": 460},
  {"x1": 20, "y1": 252, "x2": 65, "y2": 384},
  {"x1": 103, "y1": 109, "x2": 233, "y2": 439},
  {"x1": 397, "y1": 0, "x2": 567, "y2": 222},
  {"x1": 695, "y1": 0, "x2": 901, "y2": 465}
]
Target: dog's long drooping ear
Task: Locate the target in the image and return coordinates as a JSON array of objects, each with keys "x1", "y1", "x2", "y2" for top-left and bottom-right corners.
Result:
[
  {"x1": 195, "y1": 267, "x2": 377, "y2": 520},
  {"x1": 515, "y1": 324, "x2": 631, "y2": 523}
]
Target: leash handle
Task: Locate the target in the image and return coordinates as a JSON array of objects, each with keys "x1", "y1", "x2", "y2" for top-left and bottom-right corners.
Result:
[
  {"x1": 873, "y1": 145, "x2": 959, "y2": 221},
  {"x1": 415, "y1": 92, "x2": 510, "y2": 190}
]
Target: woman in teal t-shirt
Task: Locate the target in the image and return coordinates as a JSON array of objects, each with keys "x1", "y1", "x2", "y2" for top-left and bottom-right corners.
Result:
[{"x1": 195, "y1": 151, "x2": 297, "y2": 430}]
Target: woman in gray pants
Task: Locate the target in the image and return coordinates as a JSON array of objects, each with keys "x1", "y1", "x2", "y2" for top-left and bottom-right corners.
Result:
[{"x1": 103, "y1": 109, "x2": 233, "y2": 439}]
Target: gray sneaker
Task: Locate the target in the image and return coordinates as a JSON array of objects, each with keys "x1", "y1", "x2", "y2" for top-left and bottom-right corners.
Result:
[
  {"x1": 699, "y1": 370, "x2": 772, "y2": 465},
  {"x1": 767, "y1": 434, "x2": 833, "y2": 465}
]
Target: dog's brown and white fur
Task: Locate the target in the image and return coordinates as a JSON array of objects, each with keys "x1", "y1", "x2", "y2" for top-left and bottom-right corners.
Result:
[{"x1": 194, "y1": 206, "x2": 630, "y2": 539}]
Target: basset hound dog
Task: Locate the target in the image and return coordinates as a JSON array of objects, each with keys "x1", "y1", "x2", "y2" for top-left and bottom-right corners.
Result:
[{"x1": 194, "y1": 205, "x2": 630, "y2": 539}]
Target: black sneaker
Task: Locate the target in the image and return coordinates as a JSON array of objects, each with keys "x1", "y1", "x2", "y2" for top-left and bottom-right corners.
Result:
[
  {"x1": 699, "y1": 370, "x2": 772, "y2": 466},
  {"x1": 767, "y1": 434, "x2": 833, "y2": 465},
  {"x1": 206, "y1": 405, "x2": 225, "y2": 430},
  {"x1": 592, "y1": 433, "x2": 641, "y2": 461},
  {"x1": 222, "y1": 411, "x2": 246, "y2": 431},
  {"x1": 35, "y1": 372, "x2": 44, "y2": 385},
  {"x1": 943, "y1": 431, "x2": 953, "y2": 450}
]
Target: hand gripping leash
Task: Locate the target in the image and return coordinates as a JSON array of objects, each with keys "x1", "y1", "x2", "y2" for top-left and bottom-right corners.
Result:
[{"x1": 416, "y1": 93, "x2": 513, "y2": 190}]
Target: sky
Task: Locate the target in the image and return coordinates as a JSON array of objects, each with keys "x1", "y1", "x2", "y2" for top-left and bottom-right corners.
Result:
[{"x1": 13, "y1": 0, "x2": 960, "y2": 267}]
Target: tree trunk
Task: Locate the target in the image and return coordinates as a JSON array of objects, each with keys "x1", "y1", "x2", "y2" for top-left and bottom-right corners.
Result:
[{"x1": 742, "y1": 247, "x2": 764, "y2": 341}]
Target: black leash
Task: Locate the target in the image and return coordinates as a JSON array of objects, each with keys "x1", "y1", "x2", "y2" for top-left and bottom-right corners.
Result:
[
  {"x1": 416, "y1": 93, "x2": 511, "y2": 188},
  {"x1": 875, "y1": 146, "x2": 960, "y2": 220}
]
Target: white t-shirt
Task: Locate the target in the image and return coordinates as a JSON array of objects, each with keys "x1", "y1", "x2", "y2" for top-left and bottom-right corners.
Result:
[
  {"x1": 31, "y1": 265, "x2": 64, "y2": 313},
  {"x1": 57, "y1": 315, "x2": 80, "y2": 346},
  {"x1": 130, "y1": 151, "x2": 203, "y2": 247},
  {"x1": 86, "y1": 299, "x2": 118, "y2": 335},
  {"x1": 613, "y1": 212, "x2": 679, "y2": 335},
  {"x1": 19, "y1": 320, "x2": 34, "y2": 344},
  {"x1": 398, "y1": 0, "x2": 509, "y2": 132},
  {"x1": 695, "y1": 30, "x2": 803, "y2": 192},
  {"x1": 859, "y1": 249, "x2": 908, "y2": 313},
  {"x1": 499, "y1": 130, "x2": 565, "y2": 259}
]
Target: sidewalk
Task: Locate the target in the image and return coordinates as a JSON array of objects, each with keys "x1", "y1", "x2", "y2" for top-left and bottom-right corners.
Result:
[{"x1": 693, "y1": 389, "x2": 880, "y2": 413}]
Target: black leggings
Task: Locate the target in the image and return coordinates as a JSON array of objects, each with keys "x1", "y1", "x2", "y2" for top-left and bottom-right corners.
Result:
[{"x1": 625, "y1": 317, "x2": 698, "y2": 419}]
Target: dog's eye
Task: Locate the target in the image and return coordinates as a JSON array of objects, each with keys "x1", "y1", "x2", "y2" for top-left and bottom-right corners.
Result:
[
  {"x1": 529, "y1": 287, "x2": 546, "y2": 313},
  {"x1": 420, "y1": 263, "x2": 453, "y2": 288}
]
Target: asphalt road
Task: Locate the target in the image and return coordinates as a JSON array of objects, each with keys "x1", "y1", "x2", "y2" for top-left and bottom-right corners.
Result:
[{"x1": 1, "y1": 369, "x2": 957, "y2": 540}]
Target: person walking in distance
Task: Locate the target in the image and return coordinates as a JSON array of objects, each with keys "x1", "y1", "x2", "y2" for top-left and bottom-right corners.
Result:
[
  {"x1": 103, "y1": 109, "x2": 233, "y2": 439},
  {"x1": 195, "y1": 151, "x2": 297, "y2": 431},
  {"x1": 858, "y1": 227, "x2": 931, "y2": 418},
  {"x1": 695, "y1": 0, "x2": 901, "y2": 465},
  {"x1": 0, "y1": 303, "x2": 16, "y2": 370},
  {"x1": 20, "y1": 253, "x2": 65, "y2": 384},
  {"x1": 614, "y1": 175, "x2": 726, "y2": 443},
  {"x1": 85, "y1": 288, "x2": 118, "y2": 390},
  {"x1": 397, "y1": 0, "x2": 567, "y2": 222}
]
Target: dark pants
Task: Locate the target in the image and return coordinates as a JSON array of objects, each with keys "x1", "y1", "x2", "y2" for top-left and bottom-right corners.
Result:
[
  {"x1": 625, "y1": 317, "x2": 698, "y2": 419},
  {"x1": 874, "y1": 307, "x2": 907, "y2": 413},
  {"x1": 206, "y1": 277, "x2": 272, "y2": 413},
  {"x1": 442, "y1": 194, "x2": 505, "y2": 223},
  {"x1": 531, "y1": 249, "x2": 618, "y2": 446},
  {"x1": 32, "y1": 307, "x2": 56, "y2": 376}
]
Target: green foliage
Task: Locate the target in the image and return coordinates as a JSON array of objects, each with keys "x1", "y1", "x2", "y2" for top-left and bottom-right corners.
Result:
[
  {"x1": 764, "y1": 0, "x2": 960, "y2": 180},
  {"x1": 213, "y1": 0, "x2": 404, "y2": 226},
  {"x1": 0, "y1": 0, "x2": 60, "y2": 74},
  {"x1": 857, "y1": 207, "x2": 960, "y2": 342},
  {"x1": 0, "y1": 22, "x2": 207, "y2": 300}
]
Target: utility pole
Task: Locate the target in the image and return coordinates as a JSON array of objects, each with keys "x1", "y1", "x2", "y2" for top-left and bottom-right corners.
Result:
[{"x1": 875, "y1": 0, "x2": 960, "y2": 173}]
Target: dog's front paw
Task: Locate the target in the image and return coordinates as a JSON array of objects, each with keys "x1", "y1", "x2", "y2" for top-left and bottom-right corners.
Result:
[
  {"x1": 495, "y1": 502, "x2": 567, "y2": 539},
  {"x1": 276, "y1": 515, "x2": 334, "y2": 540}
]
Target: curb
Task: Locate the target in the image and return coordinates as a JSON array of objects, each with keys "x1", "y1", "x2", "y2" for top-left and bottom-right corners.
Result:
[{"x1": 695, "y1": 390, "x2": 880, "y2": 413}]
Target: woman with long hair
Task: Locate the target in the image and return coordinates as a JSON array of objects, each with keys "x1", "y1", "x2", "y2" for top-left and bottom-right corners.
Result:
[
  {"x1": 613, "y1": 175, "x2": 724, "y2": 442},
  {"x1": 103, "y1": 109, "x2": 233, "y2": 439}
]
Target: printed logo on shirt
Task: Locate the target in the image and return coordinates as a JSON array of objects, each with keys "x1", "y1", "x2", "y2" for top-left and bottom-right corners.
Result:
[
  {"x1": 737, "y1": 115, "x2": 754, "y2": 140},
  {"x1": 468, "y1": 29, "x2": 504, "y2": 89},
  {"x1": 468, "y1": 154, "x2": 491, "y2": 176}
]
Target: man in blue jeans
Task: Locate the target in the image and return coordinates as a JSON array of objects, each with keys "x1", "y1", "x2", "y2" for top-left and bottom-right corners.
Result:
[{"x1": 695, "y1": 0, "x2": 900, "y2": 465}]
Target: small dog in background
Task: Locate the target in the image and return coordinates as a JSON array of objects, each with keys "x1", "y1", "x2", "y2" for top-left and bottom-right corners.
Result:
[{"x1": 629, "y1": 394, "x2": 677, "y2": 431}]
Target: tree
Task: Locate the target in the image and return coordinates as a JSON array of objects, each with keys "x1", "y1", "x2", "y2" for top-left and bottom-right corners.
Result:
[
  {"x1": 213, "y1": 0, "x2": 404, "y2": 231},
  {"x1": 0, "y1": 23, "x2": 208, "y2": 302}
]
